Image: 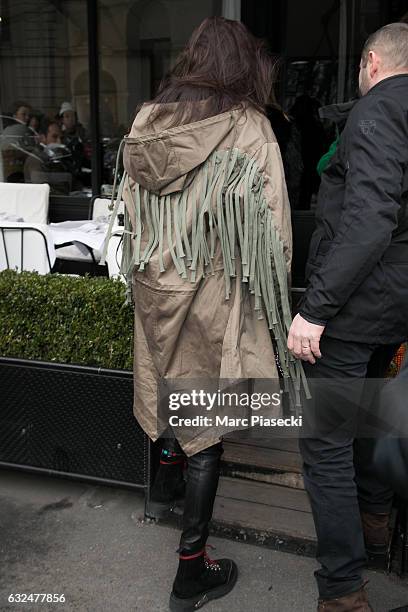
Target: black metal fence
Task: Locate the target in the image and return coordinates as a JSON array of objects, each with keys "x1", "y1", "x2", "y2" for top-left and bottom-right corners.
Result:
[{"x1": 0, "y1": 357, "x2": 147, "y2": 489}]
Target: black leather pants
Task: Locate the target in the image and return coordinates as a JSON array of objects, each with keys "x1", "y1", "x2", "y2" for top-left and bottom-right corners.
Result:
[{"x1": 178, "y1": 442, "x2": 223, "y2": 554}]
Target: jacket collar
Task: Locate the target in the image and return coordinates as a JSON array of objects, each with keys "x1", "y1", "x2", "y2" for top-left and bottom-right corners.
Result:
[{"x1": 367, "y1": 73, "x2": 408, "y2": 95}]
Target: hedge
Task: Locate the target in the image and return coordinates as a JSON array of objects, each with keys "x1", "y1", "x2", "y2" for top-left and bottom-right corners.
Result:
[{"x1": 0, "y1": 270, "x2": 133, "y2": 370}]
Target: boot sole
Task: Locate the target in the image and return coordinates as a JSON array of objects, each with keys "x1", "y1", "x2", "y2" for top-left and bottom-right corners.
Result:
[
  {"x1": 146, "y1": 499, "x2": 173, "y2": 519},
  {"x1": 168, "y1": 560, "x2": 238, "y2": 611}
]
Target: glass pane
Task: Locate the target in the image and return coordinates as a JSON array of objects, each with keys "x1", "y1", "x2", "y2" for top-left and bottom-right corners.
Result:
[
  {"x1": 278, "y1": 0, "x2": 341, "y2": 210},
  {"x1": 98, "y1": 0, "x2": 222, "y2": 195},
  {"x1": 0, "y1": 0, "x2": 91, "y2": 198},
  {"x1": 279, "y1": 0, "x2": 407, "y2": 210},
  {"x1": 344, "y1": 0, "x2": 408, "y2": 102}
]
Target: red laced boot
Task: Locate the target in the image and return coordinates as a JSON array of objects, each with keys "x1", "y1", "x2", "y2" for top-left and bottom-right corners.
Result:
[{"x1": 169, "y1": 546, "x2": 238, "y2": 611}]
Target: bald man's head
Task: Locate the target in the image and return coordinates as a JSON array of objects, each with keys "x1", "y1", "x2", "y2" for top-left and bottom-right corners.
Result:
[{"x1": 359, "y1": 22, "x2": 408, "y2": 95}]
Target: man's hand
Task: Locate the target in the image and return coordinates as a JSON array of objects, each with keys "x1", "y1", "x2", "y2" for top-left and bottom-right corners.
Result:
[{"x1": 287, "y1": 314, "x2": 325, "y2": 364}]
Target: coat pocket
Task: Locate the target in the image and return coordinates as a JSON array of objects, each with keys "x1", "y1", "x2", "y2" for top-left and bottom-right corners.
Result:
[{"x1": 132, "y1": 274, "x2": 197, "y2": 377}]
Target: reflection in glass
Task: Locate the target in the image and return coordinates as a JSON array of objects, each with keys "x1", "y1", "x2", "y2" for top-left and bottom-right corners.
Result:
[
  {"x1": 0, "y1": 0, "x2": 91, "y2": 196},
  {"x1": 98, "y1": 0, "x2": 223, "y2": 194}
]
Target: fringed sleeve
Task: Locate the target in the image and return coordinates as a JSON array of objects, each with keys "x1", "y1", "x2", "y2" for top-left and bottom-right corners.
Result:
[{"x1": 105, "y1": 142, "x2": 309, "y2": 407}]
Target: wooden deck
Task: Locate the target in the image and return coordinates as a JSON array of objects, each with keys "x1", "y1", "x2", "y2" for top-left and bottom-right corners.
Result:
[
  {"x1": 209, "y1": 436, "x2": 316, "y2": 554},
  {"x1": 222, "y1": 436, "x2": 305, "y2": 489},
  {"x1": 214, "y1": 476, "x2": 315, "y2": 544}
]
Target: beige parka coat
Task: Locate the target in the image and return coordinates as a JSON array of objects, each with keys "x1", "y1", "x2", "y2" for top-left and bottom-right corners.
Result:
[{"x1": 103, "y1": 101, "x2": 306, "y2": 456}]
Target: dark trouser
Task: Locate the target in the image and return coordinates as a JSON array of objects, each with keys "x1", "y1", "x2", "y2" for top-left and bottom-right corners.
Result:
[
  {"x1": 299, "y1": 335, "x2": 398, "y2": 600},
  {"x1": 163, "y1": 438, "x2": 223, "y2": 555}
]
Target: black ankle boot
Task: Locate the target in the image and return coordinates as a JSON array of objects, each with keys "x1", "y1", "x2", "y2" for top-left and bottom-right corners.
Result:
[
  {"x1": 147, "y1": 449, "x2": 186, "y2": 519},
  {"x1": 169, "y1": 548, "x2": 238, "y2": 611}
]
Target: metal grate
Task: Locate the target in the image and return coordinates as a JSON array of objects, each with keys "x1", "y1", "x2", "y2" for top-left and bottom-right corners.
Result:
[{"x1": 0, "y1": 358, "x2": 147, "y2": 488}]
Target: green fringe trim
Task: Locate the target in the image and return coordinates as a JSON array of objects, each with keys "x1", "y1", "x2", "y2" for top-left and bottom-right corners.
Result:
[{"x1": 104, "y1": 146, "x2": 310, "y2": 407}]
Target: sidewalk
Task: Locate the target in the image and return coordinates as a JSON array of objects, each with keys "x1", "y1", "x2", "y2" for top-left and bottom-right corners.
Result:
[{"x1": 0, "y1": 469, "x2": 407, "y2": 612}]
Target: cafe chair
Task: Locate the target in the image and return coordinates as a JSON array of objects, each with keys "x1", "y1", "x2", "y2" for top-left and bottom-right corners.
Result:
[
  {"x1": 0, "y1": 182, "x2": 50, "y2": 223},
  {"x1": 0, "y1": 225, "x2": 55, "y2": 274},
  {"x1": 0, "y1": 183, "x2": 55, "y2": 274},
  {"x1": 53, "y1": 196, "x2": 124, "y2": 277}
]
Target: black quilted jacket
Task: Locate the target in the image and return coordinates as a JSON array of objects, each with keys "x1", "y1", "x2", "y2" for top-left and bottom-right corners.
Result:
[{"x1": 299, "y1": 74, "x2": 408, "y2": 344}]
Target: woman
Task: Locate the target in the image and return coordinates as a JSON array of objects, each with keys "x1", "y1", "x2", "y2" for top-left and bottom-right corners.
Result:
[{"x1": 103, "y1": 16, "x2": 304, "y2": 612}]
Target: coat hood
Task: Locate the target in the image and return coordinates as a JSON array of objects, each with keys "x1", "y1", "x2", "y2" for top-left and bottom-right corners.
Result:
[
  {"x1": 318, "y1": 100, "x2": 357, "y2": 125},
  {"x1": 123, "y1": 102, "x2": 239, "y2": 195}
]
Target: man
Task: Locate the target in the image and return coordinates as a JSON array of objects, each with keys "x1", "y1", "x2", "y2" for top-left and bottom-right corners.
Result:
[
  {"x1": 24, "y1": 119, "x2": 71, "y2": 195},
  {"x1": 1, "y1": 101, "x2": 33, "y2": 181},
  {"x1": 58, "y1": 101, "x2": 85, "y2": 142},
  {"x1": 37, "y1": 119, "x2": 62, "y2": 145},
  {"x1": 10, "y1": 100, "x2": 31, "y2": 126},
  {"x1": 58, "y1": 101, "x2": 87, "y2": 184},
  {"x1": 287, "y1": 23, "x2": 408, "y2": 610}
]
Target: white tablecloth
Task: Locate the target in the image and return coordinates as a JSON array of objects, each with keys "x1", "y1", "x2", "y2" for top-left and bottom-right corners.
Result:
[
  {"x1": 49, "y1": 220, "x2": 123, "y2": 274},
  {"x1": 49, "y1": 220, "x2": 110, "y2": 252},
  {"x1": 0, "y1": 219, "x2": 124, "y2": 276}
]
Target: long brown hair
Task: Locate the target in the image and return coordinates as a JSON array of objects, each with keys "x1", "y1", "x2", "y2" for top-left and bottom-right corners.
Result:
[{"x1": 146, "y1": 17, "x2": 280, "y2": 127}]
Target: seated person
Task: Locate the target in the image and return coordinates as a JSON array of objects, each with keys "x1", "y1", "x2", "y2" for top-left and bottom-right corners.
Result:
[
  {"x1": 59, "y1": 102, "x2": 86, "y2": 140},
  {"x1": 5, "y1": 100, "x2": 32, "y2": 127},
  {"x1": 58, "y1": 101, "x2": 89, "y2": 186},
  {"x1": 24, "y1": 119, "x2": 72, "y2": 195},
  {"x1": 1, "y1": 100, "x2": 34, "y2": 182},
  {"x1": 28, "y1": 111, "x2": 44, "y2": 133}
]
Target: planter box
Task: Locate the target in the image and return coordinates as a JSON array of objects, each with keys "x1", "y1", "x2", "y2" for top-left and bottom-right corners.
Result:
[{"x1": 0, "y1": 357, "x2": 147, "y2": 489}]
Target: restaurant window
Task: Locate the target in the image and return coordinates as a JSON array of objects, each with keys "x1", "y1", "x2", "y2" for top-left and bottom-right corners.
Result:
[
  {"x1": 280, "y1": 0, "x2": 341, "y2": 210},
  {"x1": 276, "y1": 0, "x2": 408, "y2": 210},
  {"x1": 240, "y1": 0, "x2": 340, "y2": 211},
  {"x1": 98, "y1": 0, "x2": 223, "y2": 195},
  {"x1": 0, "y1": 0, "x2": 91, "y2": 198},
  {"x1": 342, "y1": 0, "x2": 408, "y2": 102}
]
